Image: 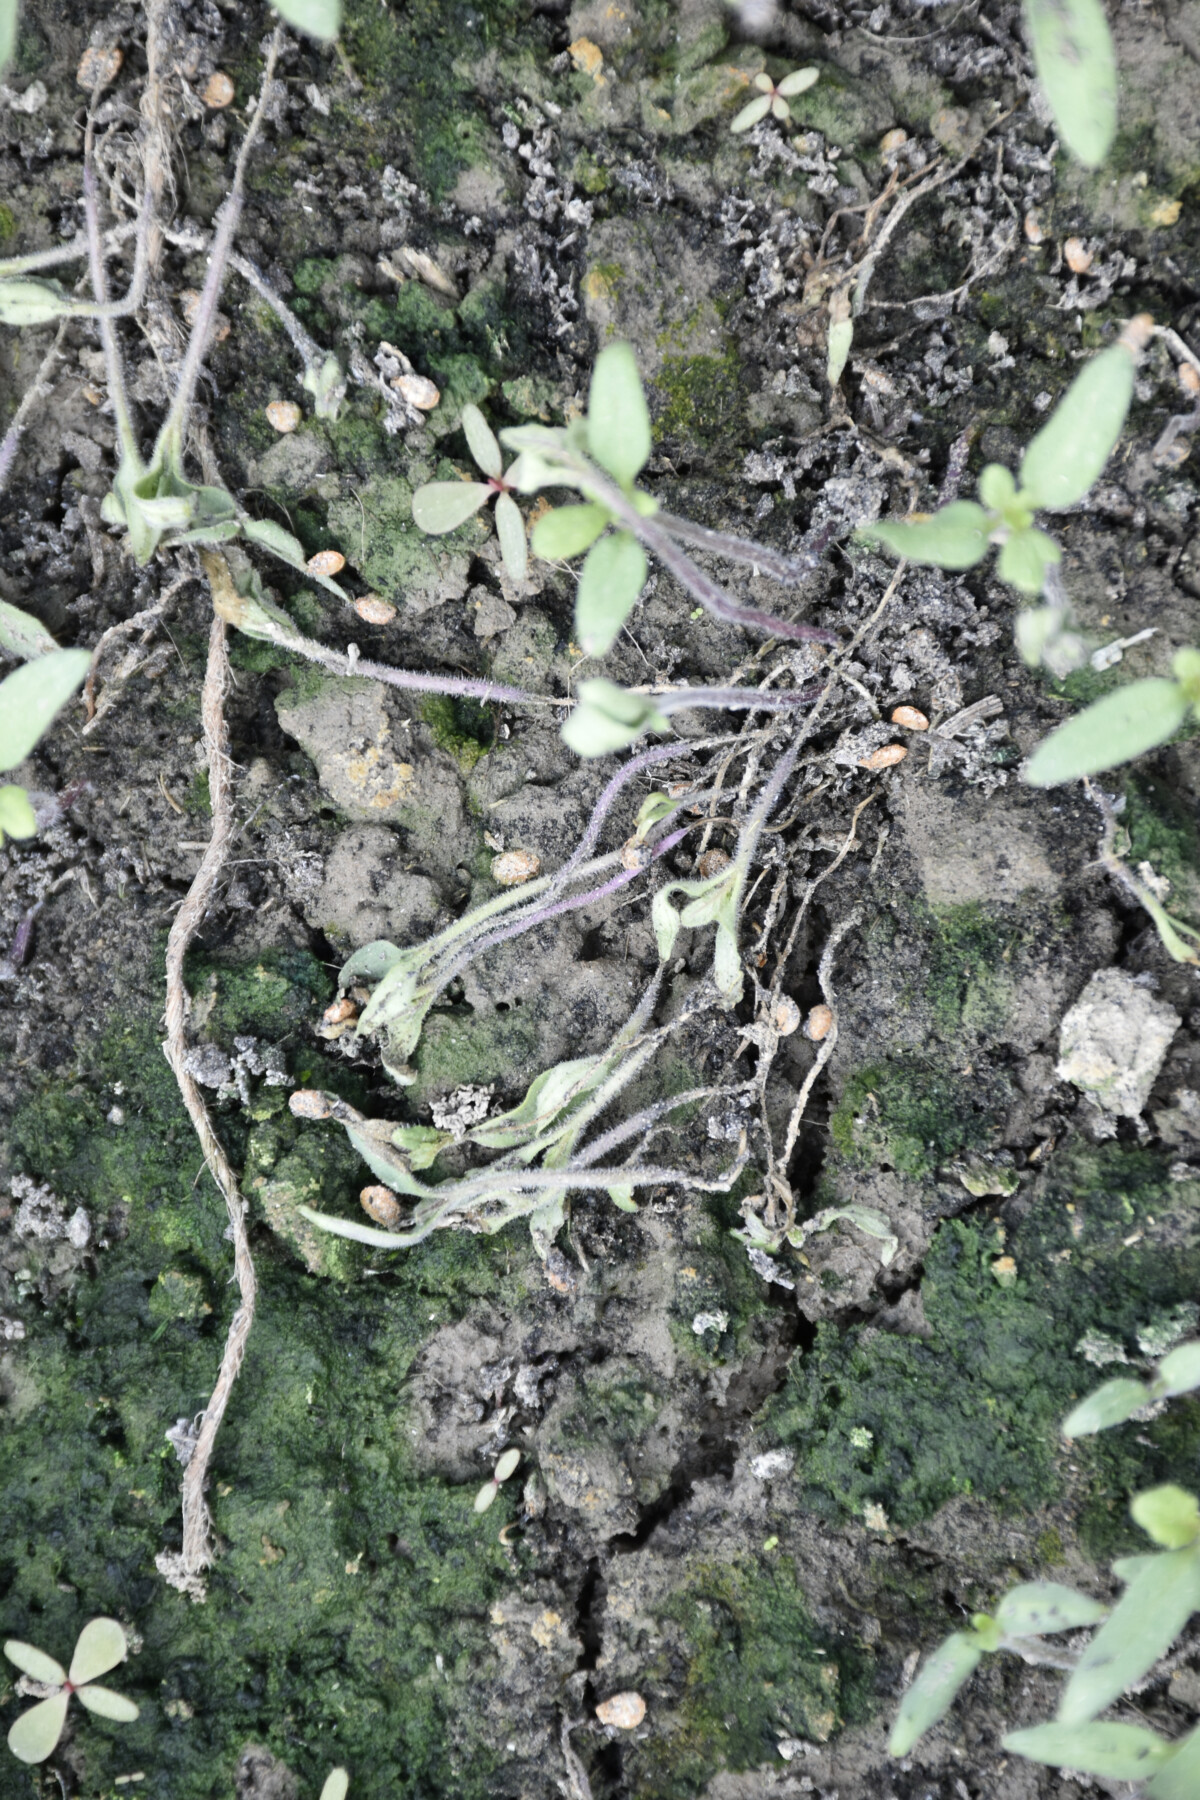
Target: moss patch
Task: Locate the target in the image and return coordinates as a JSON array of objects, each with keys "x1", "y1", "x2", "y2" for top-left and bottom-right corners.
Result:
[{"x1": 828, "y1": 1055, "x2": 1006, "y2": 1180}]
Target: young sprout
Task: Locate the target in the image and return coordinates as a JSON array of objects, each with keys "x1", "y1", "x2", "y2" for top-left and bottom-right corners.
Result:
[
  {"x1": 730, "y1": 67, "x2": 819, "y2": 132},
  {"x1": 474, "y1": 1448, "x2": 521, "y2": 1513},
  {"x1": 5, "y1": 1618, "x2": 139, "y2": 1764},
  {"x1": 411, "y1": 404, "x2": 528, "y2": 582}
]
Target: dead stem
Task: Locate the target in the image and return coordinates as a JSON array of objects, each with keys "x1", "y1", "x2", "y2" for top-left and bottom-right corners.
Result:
[{"x1": 160, "y1": 589, "x2": 257, "y2": 1585}]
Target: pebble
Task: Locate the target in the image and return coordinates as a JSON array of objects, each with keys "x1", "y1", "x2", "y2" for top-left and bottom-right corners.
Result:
[
  {"x1": 360, "y1": 1185, "x2": 402, "y2": 1228},
  {"x1": 890, "y1": 705, "x2": 928, "y2": 731},
  {"x1": 289, "y1": 1090, "x2": 333, "y2": 1120},
  {"x1": 354, "y1": 595, "x2": 397, "y2": 625},
  {"x1": 202, "y1": 71, "x2": 235, "y2": 108},
  {"x1": 879, "y1": 128, "x2": 907, "y2": 153},
  {"x1": 1023, "y1": 211, "x2": 1044, "y2": 245},
  {"x1": 266, "y1": 400, "x2": 301, "y2": 433},
  {"x1": 392, "y1": 372, "x2": 440, "y2": 411},
  {"x1": 307, "y1": 550, "x2": 346, "y2": 577},
  {"x1": 772, "y1": 996, "x2": 801, "y2": 1036},
  {"x1": 858, "y1": 744, "x2": 907, "y2": 770},
  {"x1": 805, "y1": 1003, "x2": 833, "y2": 1042},
  {"x1": 1063, "y1": 237, "x2": 1092, "y2": 274},
  {"x1": 77, "y1": 45, "x2": 123, "y2": 89},
  {"x1": 596, "y1": 1693, "x2": 646, "y2": 1730},
  {"x1": 491, "y1": 849, "x2": 540, "y2": 886},
  {"x1": 696, "y1": 848, "x2": 731, "y2": 879}
]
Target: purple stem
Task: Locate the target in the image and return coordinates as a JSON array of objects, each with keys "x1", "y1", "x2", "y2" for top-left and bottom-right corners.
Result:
[
  {"x1": 290, "y1": 632, "x2": 557, "y2": 708},
  {"x1": 554, "y1": 740, "x2": 701, "y2": 889}
]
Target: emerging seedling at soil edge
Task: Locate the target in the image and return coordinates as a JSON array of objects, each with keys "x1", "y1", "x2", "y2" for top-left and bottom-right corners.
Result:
[
  {"x1": 474, "y1": 1448, "x2": 521, "y2": 1513},
  {"x1": 411, "y1": 404, "x2": 529, "y2": 582},
  {"x1": 0, "y1": 599, "x2": 90, "y2": 846},
  {"x1": 4, "y1": 1618, "x2": 139, "y2": 1765},
  {"x1": 729, "y1": 67, "x2": 819, "y2": 133}
]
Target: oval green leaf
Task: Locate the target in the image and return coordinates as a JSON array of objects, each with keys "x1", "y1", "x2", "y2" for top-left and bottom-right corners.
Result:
[
  {"x1": 561, "y1": 680, "x2": 670, "y2": 758},
  {"x1": 531, "y1": 502, "x2": 610, "y2": 562},
  {"x1": 1061, "y1": 1377, "x2": 1149, "y2": 1437},
  {"x1": 1024, "y1": 679, "x2": 1188, "y2": 787},
  {"x1": 1022, "y1": 0, "x2": 1117, "y2": 169},
  {"x1": 586, "y1": 343, "x2": 651, "y2": 485},
  {"x1": 0, "y1": 277, "x2": 71, "y2": 326},
  {"x1": 1004, "y1": 1720, "x2": 1171, "y2": 1779},
  {"x1": 1156, "y1": 1341, "x2": 1200, "y2": 1399},
  {"x1": 861, "y1": 501, "x2": 991, "y2": 570},
  {"x1": 270, "y1": 0, "x2": 342, "y2": 40},
  {"x1": 338, "y1": 940, "x2": 408, "y2": 986},
  {"x1": 978, "y1": 463, "x2": 1018, "y2": 512},
  {"x1": 0, "y1": 784, "x2": 37, "y2": 841},
  {"x1": 494, "y1": 491, "x2": 528, "y2": 582},
  {"x1": 888, "y1": 1632, "x2": 984, "y2": 1757},
  {"x1": 7, "y1": 1693, "x2": 69, "y2": 1764},
  {"x1": 827, "y1": 317, "x2": 854, "y2": 389},
  {"x1": 1058, "y1": 1547, "x2": 1200, "y2": 1724},
  {"x1": 319, "y1": 1771, "x2": 351, "y2": 1800},
  {"x1": 410, "y1": 482, "x2": 491, "y2": 534},
  {"x1": 575, "y1": 530, "x2": 648, "y2": 657},
  {"x1": 75, "y1": 1685, "x2": 139, "y2": 1722},
  {"x1": 0, "y1": 599, "x2": 58, "y2": 661},
  {"x1": 494, "y1": 1448, "x2": 521, "y2": 1483},
  {"x1": 994, "y1": 1581, "x2": 1108, "y2": 1637},
  {"x1": 777, "y1": 66, "x2": 819, "y2": 96},
  {"x1": 4, "y1": 1640, "x2": 66, "y2": 1685},
  {"x1": 0, "y1": 0, "x2": 16, "y2": 74},
  {"x1": 1018, "y1": 341, "x2": 1134, "y2": 510},
  {"x1": 730, "y1": 92, "x2": 772, "y2": 131},
  {"x1": 460, "y1": 402, "x2": 502, "y2": 479},
  {"x1": 1130, "y1": 1485, "x2": 1200, "y2": 1550},
  {"x1": 0, "y1": 648, "x2": 91, "y2": 774},
  {"x1": 996, "y1": 526, "x2": 1061, "y2": 596},
  {"x1": 69, "y1": 1618, "x2": 127, "y2": 1686}
]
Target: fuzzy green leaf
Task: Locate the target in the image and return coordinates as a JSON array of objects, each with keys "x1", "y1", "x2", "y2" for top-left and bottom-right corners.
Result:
[
  {"x1": 411, "y1": 482, "x2": 492, "y2": 534},
  {"x1": 1061, "y1": 1377, "x2": 1149, "y2": 1437},
  {"x1": 888, "y1": 1632, "x2": 984, "y2": 1756},
  {"x1": 389, "y1": 1125, "x2": 452, "y2": 1170},
  {"x1": 996, "y1": 526, "x2": 1061, "y2": 596},
  {"x1": 0, "y1": 0, "x2": 16, "y2": 73},
  {"x1": 0, "y1": 783, "x2": 37, "y2": 842},
  {"x1": 652, "y1": 887, "x2": 683, "y2": 961},
  {"x1": 0, "y1": 277, "x2": 71, "y2": 325},
  {"x1": 1005, "y1": 1720, "x2": 1171, "y2": 1779},
  {"x1": 460, "y1": 402, "x2": 502, "y2": 479},
  {"x1": 494, "y1": 1448, "x2": 521, "y2": 1483},
  {"x1": 270, "y1": 0, "x2": 341, "y2": 40},
  {"x1": 7, "y1": 1693, "x2": 69, "y2": 1764},
  {"x1": 1145, "y1": 1720, "x2": 1200, "y2": 1798},
  {"x1": 994, "y1": 1582, "x2": 1108, "y2": 1637},
  {"x1": 75, "y1": 1685, "x2": 138, "y2": 1722},
  {"x1": 344, "y1": 1123, "x2": 427, "y2": 1198},
  {"x1": 319, "y1": 1773, "x2": 350, "y2": 1800},
  {"x1": 1022, "y1": 0, "x2": 1117, "y2": 169},
  {"x1": 575, "y1": 531, "x2": 648, "y2": 656},
  {"x1": 827, "y1": 317, "x2": 854, "y2": 389},
  {"x1": 861, "y1": 502, "x2": 990, "y2": 570},
  {"x1": 1024, "y1": 679, "x2": 1188, "y2": 787},
  {"x1": 713, "y1": 921, "x2": 743, "y2": 1001},
  {"x1": 4, "y1": 1641, "x2": 66, "y2": 1686},
  {"x1": 977, "y1": 463, "x2": 1018, "y2": 512},
  {"x1": 0, "y1": 599, "x2": 57, "y2": 661},
  {"x1": 494, "y1": 490, "x2": 528, "y2": 582},
  {"x1": 338, "y1": 940, "x2": 408, "y2": 985},
  {"x1": 1018, "y1": 341, "x2": 1134, "y2": 509},
  {"x1": 1130, "y1": 1485, "x2": 1200, "y2": 1550},
  {"x1": 299, "y1": 1206, "x2": 410, "y2": 1249},
  {"x1": 635, "y1": 791, "x2": 678, "y2": 833},
  {"x1": 730, "y1": 92, "x2": 772, "y2": 131},
  {"x1": 531, "y1": 503, "x2": 610, "y2": 562},
  {"x1": 777, "y1": 66, "x2": 819, "y2": 96},
  {"x1": 472, "y1": 1059, "x2": 595, "y2": 1149},
  {"x1": 586, "y1": 343, "x2": 651, "y2": 485},
  {"x1": 69, "y1": 1618, "x2": 127, "y2": 1686},
  {"x1": 1058, "y1": 1547, "x2": 1200, "y2": 1724},
  {"x1": 607, "y1": 1184, "x2": 638, "y2": 1212},
  {"x1": 0, "y1": 648, "x2": 91, "y2": 774},
  {"x1": 1156, "y1": 1341, "x2": 1200, "y2": 1399},
  {"x1": 561, "y1": 679, "x2": 670, "y2": 757}
]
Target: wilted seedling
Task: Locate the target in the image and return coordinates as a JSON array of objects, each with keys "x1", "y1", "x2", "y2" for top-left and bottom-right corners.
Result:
[
  {"x1": 0, "y1": 602, "x2": 90, "y2": 847},
  {"x1": 411, "y1": 404, "x2": 529, "y2": 582},
  {"x1": 5, "y1": 1618, "x2": 139, "y2": 1764},
  {"x1": 862, "y1": 322, "x2": 1149, "y2": 607},
  {"x1": 730, "y1": 67, "x2": 819, "y2": 133},
  {"x1": 474, "y1": 1447, "x2": 521, "y2": 1513}
]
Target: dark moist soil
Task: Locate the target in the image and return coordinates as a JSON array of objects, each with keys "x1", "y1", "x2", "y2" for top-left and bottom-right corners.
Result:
[{"x1": 3, "y1": 0, "x2": 1200, "y2": 1796}]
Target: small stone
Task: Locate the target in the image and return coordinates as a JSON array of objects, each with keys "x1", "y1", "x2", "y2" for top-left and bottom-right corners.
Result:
[
  {"x1": 621, "y1": 837, "x2": 652, "y2": 872},
  {"x1": 202, "y1": 71, "x2": 235, "y2": 108},
  {"x1": 77, "y1": 45, "x2": 123, "y2": 89},
  {"x1": 696, "y1": 848, "x2": 731, "y2": 879},
  {"x1": 879, "y1": 128, "x2": 907, "y2": 153},
  {"x1": 1063, "y1": 237, "x2": 1092, "y2": 274},
  {"x1": 307, "y1": 550, "x2": 346, "y2": 577},
  {"x1": 1023, "y1": 211, "x2": 1044, "y2": 245},
  {"x1": 491, "y1": 849, "x2": 540, "y2": 886},
  {"x1": 360, "y1": 1185, "x2": 403, "y2": 1228},
  {"x1": 1057, "y1": 968, "x2": 1180, "y2": 1118},
  {"x1": 289, "y1": 1089, "x2": 334, "y2": 1120},
  {"x1": 1120, "y1": 313, "x2": 1156, "y2": 354},
  {"x1": 1149, "y1": 198, "x2": 1182, "y2": 228},
  {"x1": 772, "y1": 996, "x2": 801, "y2": 1036},
  {"x1": 392, "y1": 372, "x2": 440, "y2": 411},
  {"x1": 596, "y1": 1692, "x2": 645, "y2": 1730},
  {"x1": 990, "y1": 1255, "x2": 1018, "y2": 1287},
  {"x1": 805, "y1": 1003, "x2": 833, "y2": 1042},
  {"x1": 1180, "y1": 362, "x2": 1200, "y2": 397},
  {"x1": 354, "y1": 594, "x2": 397, "y2": 626},
  {"x1": 266, "y1": 400, "x2": 301, "y2": 433},
  {"x1": 323, "y1": 998, "x2": 358, "y2": 1027},
  {"x1": 890, "y1": 705, "x2": 928, "y2": 731},
  {"x1": 858, "y1": 744, "x2": 907, "y2": 770},
  {"x1": 568, "y1": 37, "x2": 605, "y2": 79}
]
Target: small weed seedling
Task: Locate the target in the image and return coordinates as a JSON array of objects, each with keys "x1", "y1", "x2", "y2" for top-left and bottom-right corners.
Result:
[
  {"x1": 1024, "y1": 648, "x2": 1200, "y2": 789},
  {"x1": 0, "y1": 601, "x2": 90, "y2": 846},
  {"x1": 411, "y1": 404, "x2": 528, "y2": 582},
  {"x1": 4, "y1": 1618, "x2": 139, "y2": 1765},
  {"x1": 474, "y1": 1448, "x2": 521, "y2": 1513},
  {"x1": 729, "y1": 66, "x2": 819, "y2": 133}
]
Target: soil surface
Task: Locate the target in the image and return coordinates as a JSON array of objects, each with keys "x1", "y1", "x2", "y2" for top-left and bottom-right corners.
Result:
[{"x1": 3, "y1": 1, "x2": 1200, "y2": 1798}]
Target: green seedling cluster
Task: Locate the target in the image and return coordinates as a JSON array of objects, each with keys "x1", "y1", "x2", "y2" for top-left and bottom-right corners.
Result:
[
  {"x1": 4, "y1": 1619, "x2": 138, "y2": 1765},
  {"x1": 0, "y1": 600, "x2": 89, "y2": 846},
  {"x1": 729, "y1": 67, "x2": 819, "y2": 133},
  {"x1": 411, "y1": 404, "x2": 529, "y2": 582}
]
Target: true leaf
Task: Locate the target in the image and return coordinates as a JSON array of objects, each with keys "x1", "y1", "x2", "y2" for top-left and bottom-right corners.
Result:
[
  {"x1": 996, "y1": 525, "x2": 1061, "y2": 595},
  {"x1": 1022, "y1": 0, "x2": 1117, "y2": 169},
  {"x1": 3, "y1": 1641, "x2": 66, "y2": 1685},
  {"x1": 561, "y1": 679, "x2": 669, "y2": 757},
  {"x1": 1018, "y1": 341, "x2": 1134, "y2": 510},
  {"x1": 0, "y1": 277, "x2": 71, "y2": 325},
  {"x1": 1145, "y1": 1719, "x2": 1200, "y2": 1798},
  {"x1": 888, "y1": 1632, "x2": 984, "y2": 1756},
  {"x1": 0, "y1": 599, "x2": 57, "y2": 661},
  {"x1": 339, "y1": 940, "x2": 408, "y2": 985},
  {"x1": 1061, "y1": 1376, "x2": 1148, "y2": 1437},
  {"x1": 978, "y1": 463, "x2": 1018, "y2": 512},
  {"x1": 494, "y1": 490, "x2": 528, "y2": 582},
  {"x1": 270, "y1": 0, "x2": 342, "y2": 40},
  {"x1": 1156, "y1": 1341, "x2": 1200, "y2": 1399},
  {"x1": 1005, "y1": 1720, "x2": 1172, "y2": 1779},
  {"x1": 410, "y1": 481, "x2": 492, "y2": 534},
  {"x1": 586, "y1": 342, "x2": 651, "y2": 485},
  {"x1": 460, "y1": 402, "x2": 502, "y2": 479},
  {"x1": 861, "y1": 501, "x2": 991, "y2": 570},
  {"x1": 994, "y1": 1582, "x2": 1108, "y2": 1637},
  {"x1": 652, "y1": 887, "x2": 683, "y2": 960},
  {"x1": 390, "y1": 1125, "x2": 452, "y2": 1170},
  {"x1": 635, "y1": 791, "x2": 678, "y2": 833},
  {"x1": 1057, "y1": 1546, "x2": 1200, "y2": 1724},
  {"x1": 69, "y1": 1618, "x2": 127, "y2": 1686},
  {"x1": 75, "y1": 1685, "x2": 138, "y2": 1722},
  {"x1": 0, "y1": 783, "x2": 37, "y2": 841},
  {"x1": 575, "y1": 530, "x2": 648, "y2": 656},
  {"x1": 7, "y1": 1693, "x2": 69, "y2": 1764},
  {"x1": 608, "y1": 1184, "x2": 638, "y2": 1212},
  {"x1": 1024, "y1": 679, "x2": 1188, "y2": 787},
  {"x1": 531, "y1": 503, "x2": 610, "y2": 562},
  {"x1": 0, "y1": 648, "x2": 91, "y2": 773},
  {"x1": 1130, "y1": 1485, "x2": 1200, "y2": 1550},
  {"x1": 344, "y1": 1124, "x2": 426, "y2": 1198},
  {"x1": 298, "y1": 1206, "x2": 410, "y2": 1248}
]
